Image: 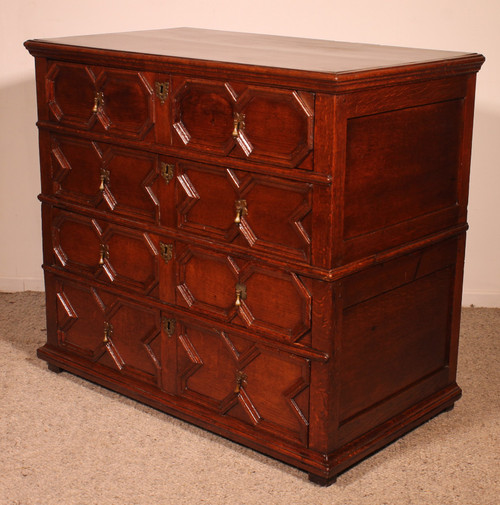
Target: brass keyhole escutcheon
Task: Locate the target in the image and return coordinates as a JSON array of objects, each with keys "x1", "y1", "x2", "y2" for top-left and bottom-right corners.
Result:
[
  {"x1": 232, "y1": 112, "x2": 245, "y2": 138},
  {"x1": 234, "y1": 370, "x2": 247, "y2": 394},
  {"x1": 159, "y1": 242, "x2": 174, "y2": 264},
  {"x1": 234, "y1": 199, "x2": 247, "y2": 224},
  {"x1": 93, "y1": 91, "x2": 104, "y2": 113},
  {"x1": 162, "y1": 317, "x2": 176, "y2": 337},
  {"x1": 155, "y1": 81, "x2": 169, "y2": 104},
  {"x1": 160, "y1": 162, "x2": 174, "y2": 184},
  {"x1": 235, "y1": 282, "x2": 247, "y2": 307}
]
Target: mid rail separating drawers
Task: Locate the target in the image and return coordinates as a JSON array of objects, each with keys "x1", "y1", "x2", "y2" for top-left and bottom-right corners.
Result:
[{"x1": 26, "y1": 28, "x2": 484, "y2": 485}]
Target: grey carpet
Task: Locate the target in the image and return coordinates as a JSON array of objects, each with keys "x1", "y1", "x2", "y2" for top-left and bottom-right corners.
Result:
[{"x1": 1, "y1": 292, "x2": 498, "y2": 505}]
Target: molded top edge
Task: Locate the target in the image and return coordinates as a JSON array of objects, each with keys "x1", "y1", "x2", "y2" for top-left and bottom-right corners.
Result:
[{"x1": 24, "y1": 27, "x2": 484, "y2": 76}]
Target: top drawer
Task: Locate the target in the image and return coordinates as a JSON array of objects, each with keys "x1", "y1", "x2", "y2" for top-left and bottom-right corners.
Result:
[
  {"x1": 45, "y1": 61, "x2": 156, "y2": 141},
  {"x1": 44, "y1": 62, "x2": 315, "y2": 170},
  {"x1": 170, "y1": 77, "x2": 314, "y2": 169}
]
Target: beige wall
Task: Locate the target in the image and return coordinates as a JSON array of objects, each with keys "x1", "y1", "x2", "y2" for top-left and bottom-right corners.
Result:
[{"x1": 1, "y1": 0, "x2": 499, "y2": 306}]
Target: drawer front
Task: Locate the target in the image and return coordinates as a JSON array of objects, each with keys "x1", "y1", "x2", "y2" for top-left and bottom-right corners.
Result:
[
  {"x1": 50, "y1": 209, "x2": 159, "y2": 295},
  {"x1": 53, "y1": 276, "x2": 162, "y2": 387},
  {"x1": 171, "y1": 77, "x2": 314, "y2": 169},
  {"x1": 48, "y1": 134, "x2": 160, "y2": 223},
  {"x1": 165, "y1": 243, "x2": 312, "y2": 344},
  {"x1": 163, "y1": 158, "x2": 312, "y2": 262},
  {"x1": 46, "y1": 61, "x2": 155, "y2": 140},
  {"x1": 163, "y1": 315, "x2": 310, "y2": 445}
]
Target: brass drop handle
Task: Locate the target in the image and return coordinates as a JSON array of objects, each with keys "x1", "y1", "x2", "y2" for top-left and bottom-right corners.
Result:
[
  {"x1": 93, "y1": 91, "x2": 104, "y2": 113},
  {"x1": 232, "y1": 112, "x2": 245, "y2": 138},
  {"x1": 99, "y1": 244, "x2": 109, "y2": 266},
  {"x1": 99, "y1": 168, "x2": 109, "y2": 191},
  {"x1": 103, "y1": 322, "x2": 113, "y2": 343},
  {"x1": 234, "y1": 371, "x2": 247, "y2": 394},
  {"x1": 234, "y1": 199, "x2": 247, "y2": 224},
  {"x1": 235, "y1": 282, "x2": 246, "y2": 307}
]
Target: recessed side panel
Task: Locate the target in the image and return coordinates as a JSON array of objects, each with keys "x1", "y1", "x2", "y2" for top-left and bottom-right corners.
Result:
[
  {"x1": 341, "y1": 99, "x2": 463, "y2": 264},
  {"x1": 337, "y1": 238, "x2": 460, "y2": 444}
]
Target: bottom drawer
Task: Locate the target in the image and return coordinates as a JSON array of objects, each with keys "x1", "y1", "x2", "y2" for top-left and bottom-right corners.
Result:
[
  {"x1": 162, "y1": 314, "x2": 311, "y2": 446},
  {"x1": 47, "y1": 275, "x2": 162, "y2": 388},
  {"x1": 43, "y1": 273, "x2": 311, "y2": 447}
]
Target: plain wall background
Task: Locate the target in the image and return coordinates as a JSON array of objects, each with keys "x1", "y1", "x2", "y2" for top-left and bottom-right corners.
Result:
[{"x1": 1, "y1": 0, "x2": 499, "y2": 306}]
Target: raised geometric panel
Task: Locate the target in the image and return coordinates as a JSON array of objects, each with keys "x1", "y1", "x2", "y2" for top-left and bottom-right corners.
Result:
[
  {"x1": 51, "y1": 209, "x2": 159, "y2": 295},
  {"x1": 46, "y1": 62, "x2": 97, "y2": 129},
  {"x1": 171, "y1": 78, "x2": 314, "y2": 168},
  {"x1": 176, "y1": 162, "x2": 312, "y2": 261},
  {"x1": 100, "y1": 226, "x2": 159, "y2": 295},
  {"x1": 54, "y1": 278, "x2": 161, "y2": 386},
  {"x1": 104, "y1": 298, "x2": 161, "y2": 385},
  {"x1": 55, "y1": 280, "x2": 105, "y2": 359},
  {"x1": 231, "y1": 87, "x2": 314, "y2": 167},
  {"x1": 175, "y1": 319, "x2": 309, "y2": 444},
  {"x1": 50, "y1": 135, "x2": 103, "y2": 207},
  {"x1": 175, "y1": 245, "x2": 239, "y2": 319},
  {"x1": 172, "y1": 78, "x2": 236, "y2": 155},
  {"x1": 52, "y1": 211, "x2": 102, "y2": 275},
  {"x1": 101, "y1": 145, "x2": 159, "y2": 222},
  {"x1": 49, "y1": 134, "x2": 160, "y2": 223},
  {"x1": 173, "y1": 244, "x2": 311, "y2": 342},
  {"x1": 236, "y1": 264, "x2": 312, "y2": 342},
  {"x1": 95, "y1": 70, "x2": 155, "y2": 139},
  {"x1": 46, "y1": 63, "x2": 155, "y2": 140}
]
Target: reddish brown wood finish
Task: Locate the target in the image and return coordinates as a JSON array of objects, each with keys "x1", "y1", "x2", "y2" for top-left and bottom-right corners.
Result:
[{"x1": 25, "y1": 28, "x2": 484, "y2": 485}]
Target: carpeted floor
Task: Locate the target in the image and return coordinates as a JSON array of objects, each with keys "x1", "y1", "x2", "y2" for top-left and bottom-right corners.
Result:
[{"x1": 0, "y1": 292, "x2": 498, "y2": 505}]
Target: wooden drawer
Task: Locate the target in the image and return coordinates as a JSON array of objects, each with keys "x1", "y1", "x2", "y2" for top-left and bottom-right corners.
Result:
[
  {"x1": 46, "y1": 134, "x2": 160, "y2": 223},
  {"x1": 161, "y1": 314, "x2": 310, "y2": 445},
  {"x1": 48, "y1": 207, "x2": 160, "y2": 296},
  {"x1": 160, "y1": 242, "x2": 312, "y2": 345},
  {"x1": 50, "y1": 276, "x2": 162, "y2": 387},
  {"x1": 160, "y1": 157, "x2": 313, "y2": 262},
  {"x1": 46, "y1": 61, "x2": 155, "y2": 140},
  {"x1": 170, "y1": 76, "x2": 314, "y2": 169}
]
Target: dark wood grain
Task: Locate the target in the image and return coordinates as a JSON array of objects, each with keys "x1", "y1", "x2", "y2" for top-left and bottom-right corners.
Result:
[{"x1": 26, "y1": 28, "x2": 484, "y2": 485}]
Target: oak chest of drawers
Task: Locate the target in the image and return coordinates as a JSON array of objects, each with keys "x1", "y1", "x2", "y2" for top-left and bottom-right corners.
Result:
[{"x1": 25, "y1": 28, "x2": 484, "y2": 484}]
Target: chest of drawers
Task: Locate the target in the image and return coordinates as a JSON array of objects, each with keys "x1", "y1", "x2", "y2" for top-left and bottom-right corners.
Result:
[{"x1": 25, "y1": 28, "x2": 484, "y2": 485}]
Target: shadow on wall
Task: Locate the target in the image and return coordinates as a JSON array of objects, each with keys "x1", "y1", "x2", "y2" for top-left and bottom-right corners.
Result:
[
  {"x1": 0, "y1": 77, "x2": 44, "y2": 290},
  {"x1": 464, "y1": 105, "x2": 500, "y2": 305}
]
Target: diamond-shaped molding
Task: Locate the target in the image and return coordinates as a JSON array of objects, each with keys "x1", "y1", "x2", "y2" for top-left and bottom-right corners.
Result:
[
  {"x1": 176, "y1": 163, "x2": 312, "y2": 261},
  {"x1": 55, "y1": 282, "x2": 106, "y2": 359},
  {"x1": 104, "y1": 298, "x2": 161, "y2": 384},
  {"x1": 52, "y1": 211, "x2": 103, "y2": 274},
  {"x1": 93, "y1": 69, "x2": 154, "y2": 139},
  {"x1": 172, "y1": 80, "x2": 237, "y2": 155},
  {"x1": 176, "y1": 322, "x2": 309, "y2": 443},
  {"x1": 46, "y1": 62, "x2": 98, "y2": 129},
  {"x1": 52, "y1": 209, "x2": 159, "y2": 295},
  {"x1": 55, "y1": 278, "x2": 161, "y2": 386},
  {"x1": 47, "y1": 62, "x2": 154, "y2": 140},
  {"x1": 231, "y1": 87, "x2": 314, "y2": 166},
  {"x1": 171, "y1": 79, "x2": 314, "y2": 167},
  {"x1": 175, "y1": 245, "x2": 311, "y2": 342},
  {"x1": 176, "y1": 246, "x2": 240, "y2": 320},
  {"x1": 235, "y1": 264, "x2": 312, "y2": 342},
  {"x1": 99, "y1": 144, "x2": 160, "y2": 222},
  {"x1": 50, "y1": 135, "x2": 104, "y2": 207},
  {"x1": 99, "y1": 226, "x2": 159, "y2": 295}
]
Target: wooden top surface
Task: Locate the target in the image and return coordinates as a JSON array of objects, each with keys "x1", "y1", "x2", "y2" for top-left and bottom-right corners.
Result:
[{"x1": 28, "y1": 27, "x2": 480, "y2": 75}]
